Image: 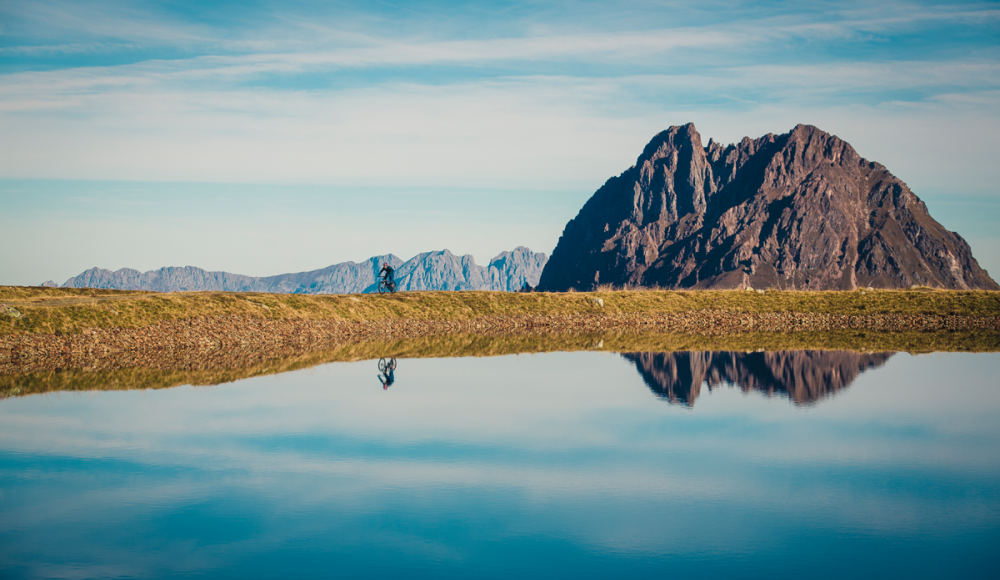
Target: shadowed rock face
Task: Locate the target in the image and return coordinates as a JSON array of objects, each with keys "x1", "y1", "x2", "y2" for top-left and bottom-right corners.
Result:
[
  {"x1": 59, "y1": 247, "x2": 547, "y2": 294},
  {"x1": 538, "y1": 123, "x2": 998, "y2": 291},
  {"x1": 622, "y1": 350, "x2": 894, "y2": 406}
]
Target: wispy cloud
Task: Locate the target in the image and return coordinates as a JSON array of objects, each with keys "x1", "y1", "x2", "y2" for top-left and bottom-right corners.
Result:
[
  {"x1": 5, "y1": 0, "x2": 998, "y2": 63},
  {"x1": 1, "y1": 0, "x2": 214, "y2": 45},
  {"x1": 0, "y1": 42, "x2": 141, "y2": 56}
]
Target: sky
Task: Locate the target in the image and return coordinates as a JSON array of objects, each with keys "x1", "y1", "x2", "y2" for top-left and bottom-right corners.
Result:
[{"x1": 1, "y1": 0, "x2": 998, "y2": 285}]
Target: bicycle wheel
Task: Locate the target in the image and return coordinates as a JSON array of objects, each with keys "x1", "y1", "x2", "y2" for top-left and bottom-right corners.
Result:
[
  {"x1": 378, "y1": 358, "x2": 388, "y2": 372},
  {"x1": 388, "y1": 281, "x2": 397, "y2": 294},
  {"x1": 386, "y1": 358, "x2": 397, "y2": 371},
  {"x1": 378, "y1": 279, "x2": 388, "y2": 294}
]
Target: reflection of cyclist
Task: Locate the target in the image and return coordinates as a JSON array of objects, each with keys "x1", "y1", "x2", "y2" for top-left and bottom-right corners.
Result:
[
  {"x1": 378, "y1": 358, "x2": 397, "y2": 390},
  {"x1": 378, "y1": 367, "x2": 395, "y2": 389}
]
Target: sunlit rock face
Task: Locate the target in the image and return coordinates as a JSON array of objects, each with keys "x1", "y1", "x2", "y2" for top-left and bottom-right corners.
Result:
[
  {"x1": 622, "y1": 350, "x2": 895, "y2": 406},
  {"x1": 538, "y1": 123, "x2": 998, "y2": 291},
  {"x1": 58, "y1": 247, "x2": 547, "y2": 293}
]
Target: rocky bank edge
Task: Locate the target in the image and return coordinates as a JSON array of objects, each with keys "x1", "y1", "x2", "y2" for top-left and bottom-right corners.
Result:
[{"x1": 3, "y1": 312, "x2": 999, "y2": 375}]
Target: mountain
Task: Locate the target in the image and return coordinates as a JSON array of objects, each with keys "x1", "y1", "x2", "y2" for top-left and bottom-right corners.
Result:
[
  {"x1": 59, "y1": 247, "x2": 547, "y2": 293},
  {"x1": 623, "y1": 350, "x2": 894, "y2": 407},
  {"x1": 538, "y1": 123, "x2": 998, "y2": 291}
]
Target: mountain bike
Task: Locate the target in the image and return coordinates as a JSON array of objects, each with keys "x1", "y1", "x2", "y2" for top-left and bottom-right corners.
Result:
[
  {"x1": 378, "y1": 358, "x2": 397, "y2": 373},
  {"x1": 377, "y1": 271, "x2": 397, "y2": 294}
]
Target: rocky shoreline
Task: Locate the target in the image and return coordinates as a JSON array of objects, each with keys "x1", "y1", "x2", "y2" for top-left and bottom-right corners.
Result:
[{"x1": 3, "y1": 311, "x2": 999, "y2": 375}]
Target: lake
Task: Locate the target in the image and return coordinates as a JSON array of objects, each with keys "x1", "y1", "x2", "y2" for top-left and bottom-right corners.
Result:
[{"x1": 1, "y1": 349, "x2": 999, "y2": 578}]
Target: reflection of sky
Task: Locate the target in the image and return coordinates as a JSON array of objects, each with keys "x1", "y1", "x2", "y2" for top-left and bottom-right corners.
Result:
[{"x1": 1, "y1": 352, "x2": 999, "y2": 578}]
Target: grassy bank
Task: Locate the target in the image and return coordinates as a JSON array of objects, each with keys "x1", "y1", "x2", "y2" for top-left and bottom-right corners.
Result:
[{"x1": 2, "y1": 286, "x2": 999, "y2": 336}]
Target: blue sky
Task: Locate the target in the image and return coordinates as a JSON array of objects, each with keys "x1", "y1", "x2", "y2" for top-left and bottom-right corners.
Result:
[{"x1": 1, "y1": 1, "x2": 999, "y2": 285}]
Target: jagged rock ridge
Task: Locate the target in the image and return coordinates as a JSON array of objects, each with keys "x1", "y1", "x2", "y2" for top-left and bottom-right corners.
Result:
[
  {"x1": 623, "y1": 350, "x2": 894, "y2": 406},
  {"x1": 60, "y1": 247, "x2": 547, "y2": 293},
  {"x1": 539, "y1": 123, "x2": 998, "y2": 291}
]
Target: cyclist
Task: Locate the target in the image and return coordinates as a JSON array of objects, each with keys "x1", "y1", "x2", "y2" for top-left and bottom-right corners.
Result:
[{"x1": 380, "y1": 262, "x2": 395, "y2": 289}]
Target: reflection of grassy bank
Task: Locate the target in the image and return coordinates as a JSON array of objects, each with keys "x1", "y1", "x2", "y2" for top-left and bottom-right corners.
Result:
[
  {"x1": 0, "y1": 349, "x2": 349, "y2": 398},
  {"x1": 358, "y1": 329, "x2": 1000, "y2": 357},
  {"x1": 2, "y1": 285, "x2": 998, "y2": 336},
  {"x1": 3, "y1": 329, "x2": 998, "y2": 399}
]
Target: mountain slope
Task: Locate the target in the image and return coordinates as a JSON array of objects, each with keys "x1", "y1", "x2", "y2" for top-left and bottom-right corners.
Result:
[
  {"x1": 538, "y1": 123, "x2": 998, "y2": 291},
  {"x1": 60, "y1": 247, "x2": 547, "y2": 293}
]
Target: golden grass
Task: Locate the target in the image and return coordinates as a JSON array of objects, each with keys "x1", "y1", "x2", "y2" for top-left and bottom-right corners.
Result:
[{"x1": 1, "y1": 286, "x2": 998, "y2": 336}]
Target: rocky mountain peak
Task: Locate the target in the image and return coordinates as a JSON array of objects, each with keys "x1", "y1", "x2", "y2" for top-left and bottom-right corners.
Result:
[
  {"x1": 634, "y1": 122, "x2": 714, "y2": 222},
  {"x1": 538, "y1": 123, "x2": 997, "y2": 291}
]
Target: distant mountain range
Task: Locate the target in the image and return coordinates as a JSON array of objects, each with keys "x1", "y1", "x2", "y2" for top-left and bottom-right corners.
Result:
[
  {"x1": 50, "y1": 125, "x2": 992, "y2": 295},
  {"x1": 51, "y1": 247, "x2": 547, "y2": 294}
]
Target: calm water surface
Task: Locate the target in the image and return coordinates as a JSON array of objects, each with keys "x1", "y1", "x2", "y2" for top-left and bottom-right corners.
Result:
[{"x1": 1, "y1": 350, "x2": 999, "y2": 579}]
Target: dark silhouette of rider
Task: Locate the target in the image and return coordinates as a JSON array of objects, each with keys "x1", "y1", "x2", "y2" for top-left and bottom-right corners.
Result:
[{"x1": 380, "y1": 262, "x2": 395, "y2": 286}]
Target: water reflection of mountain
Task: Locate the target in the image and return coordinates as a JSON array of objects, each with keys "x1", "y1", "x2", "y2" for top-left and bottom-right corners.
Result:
[{"x1": 622, "y1": 351, "x2": 895, "y2": 406}]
